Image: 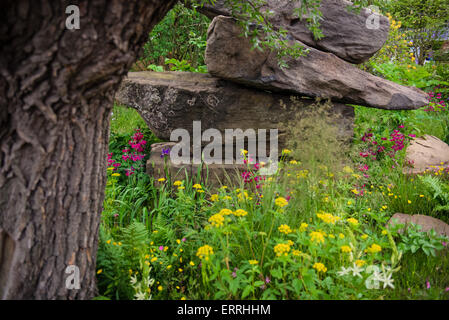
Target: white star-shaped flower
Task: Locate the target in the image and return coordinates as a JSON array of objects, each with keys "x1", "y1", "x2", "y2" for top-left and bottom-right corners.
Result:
[
  {"x1": 337, "y1": 266, "x2": 351, "y2": 277},
  {"x1": 350, "y1": 264, "x2": 364, "y2": 278}
]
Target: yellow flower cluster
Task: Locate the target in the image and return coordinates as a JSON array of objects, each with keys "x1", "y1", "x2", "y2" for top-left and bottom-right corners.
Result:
[
  {"x1": 313, "y1": 262, "x2": 327, "y2": 273},
  {"x1": 275, "y1": 197, "x2": 289, "y2": 208},
  {"x1": 196, "y1": 245, "x2": 214, "y2": 260},
  {"x1": 210, "y1": 194, "x2": 219, "y2": 202},
  {"x1": 316, "y1": 212, "x2": 340, "y2": 224},
  {"x1": 299, "y1": 223, "x2": 308, "y2": 232},
  {"x1": 347, "y1": 218, "x2": 359, "y2": 226},
  {"x1": 355, "y1": 260, "x2": 366, "y2": 267},
  {"x1": 219, "y1": 208, "x2": 233, "y2": 216},
  {"x1": 278, "y1": 224, "x2": 293, "y2": 235},
  {"x1": 292, "y1": 249, "x2": 302, "y2": 256},
  {"x1": 365, "y1": 243, "x2": 382, "y2": 254},
  {"x1": 274, "y1": 243, "x2": 291, "y2": 257},
  {"x1": 310, "y1": 231, "x2": 325, "y2": 244},
  {"x1": 208, "y1": 213, "x2": 225, "y2": 228},
  {"x1": 340, "y1": 245, "x2": 352, "y2": 253},
  {"x1": 249, "y1": 260, "x2": 258, "y2": 265},
  {"x1": 173, "y1": 180, "x2": 182, "y2": 186},
  {"x1": 233, "y1": 209, "x2": 248, "y2": 217}
]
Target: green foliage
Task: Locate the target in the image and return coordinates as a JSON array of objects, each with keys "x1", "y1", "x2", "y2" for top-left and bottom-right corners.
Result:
[
  {"x1": 369, "y1": 62, "x2": 449, "y2": 89},
  {"x1": 165, "y1": 58, "x2": 207, "y2": 73},
  {"x1": 394, "y1": 223, "x2": 448, "y2": 257},
  {"x1": 384, "y1": 0, "x2": 449, "y2": 65},
  {"x1": 139, "y1": 3, "x2": 210, "y2": 70},
  {"x1": 419, "y1": 175, "x2": 449, "y2": 215}
]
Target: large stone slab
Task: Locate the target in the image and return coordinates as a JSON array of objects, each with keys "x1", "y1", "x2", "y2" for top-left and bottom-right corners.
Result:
[
  {"x1": 148, "y1": 142, "x2": 247, "y2": 188},
  {"x1": 388, "y1": 213, "x2": 449, "y2": 238},
  {"x1": 115, "y1": 71, "x2": 355, "y2": 150},
  {"x1": 404, "y1": 135, "x2": 449, "y2": 174},
  {"x1": 205, "y1": 16, "x2": 429, "y2": 110},
  {"x1": 196, "y1": 0, "x2": 390, "y2": 64}
]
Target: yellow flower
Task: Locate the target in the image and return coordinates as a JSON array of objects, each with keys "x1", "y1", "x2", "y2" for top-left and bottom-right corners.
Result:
[
  {"x1": 310, "y1": 231, "x2": 325, "y2": 244},
  {"x1": 118, "y1": 242, "x2": 122, "y2": 246},
  {"x1": 210, "y1": 194, "x2": 219, "y2": 202},
  {"x1": 361, "y1": 234, "x2": 368, "y2": 240},
  {"x1": 173, "y1": 180, "x2": 182, "y2": 186},
  {"x1": 158, "y1": 178, "x2": 166, "y2": 182},
  {"x1": 289, "y1": 160, "x2": 298, "y2": 165},
  {"x1": 240, "y1": 149, "x2": 248, "y2": 155},
  {"x1": 233, "y1": 209, "x2": 248, "y2": 217},
  {"x1": 339, "y1": 233, "x2": 345, "y2": 239},
  {"x1": 347, "y1": 218, "x2": 359, "y2": 226},
  {"x1": 343, "y1": 166, "x2": 354, "y2": 173},
  {"x1": 106, "y1": 239, "x2": 111, "y2": 244},
  {"x1": 196, "y1": 189, "x2": 205, "y2": 193},
  {"x1": 112, "y1": 173, "x2": 120, "y2": 177},
  {"x1": 313, "y1": 262, "x2": 327, "y2": 273},
  {"x1": 219, "y1": 208, "x2": 233, "y2": 216},
  {"x1": 178, "y1": 186, "x2": 185, "y2": 190},
  {"x1": 366, "y1": 243, "x2": 382, "y2": 254},
  {"x1": 166, "y1": 265, "x2": 172, "y2": 270},
  {"x1": 176, "y1": 239, "x2": 181, "y2": 244},
  {"x1": 208, "y1": 213, "x2": 224, "y2": 228},
  {"x1": 189, "y1": 261, "x2": 195, "y2": 266},
  {"x1": 151, "y1": 257, "x2": 158, "y2": 262},
  {"x1": 179, "y1": 268, "x2": 183, "y2": 273},
  {"x1": 316, "y1": 212, "x2": 341, "y2": 224},
  {"x1": 249, "y1": 260, "x2": 258, "y2": 265},
  {"x1": 382, "y1": 230, "x2": 388, "y2": 235},
  {"x1": 355, "y1": 260, "x2": 366, "y2": 267},
  {"x1": 278, "y1": 224, "x2": 293, "y2": 235},
  {"x1": 407, "y1": 200, "x2": 412, "y2": 204},
  {"x1": 299, "y1": 223, "x2": 308, "y2": 232},
  {"x1": 192, "y1": 184, "x2": 202, "y2": 189},
  {"x1": 340, "y1": 245, "x2": 352, "y2": 253},
  {"x1": 107, "y1": 167, "x2": 114, "y2": 171},
  {"x1": 97, "y1": 269, "x2": 103, "y2": 274},
  {"x1": 274, "y1": 243, "x2": 291, "y2": 256},
  {"x1": 196, "y1": 245, "x2": 214, "y2": 260},
  {"x1": 181, "y1": 297, "x2": 186, "y2": 300},
  {"x1": 282, "y1": 149, "x2": 292, "y2": 155},
  {"x1": 275, "y1": 197, "x2": 289, "y2": 208},
  {"x1": 158, "y1": 286, "x2": 163, "y2": 291},
  {"x1": 292, "y1": 249, "x2": 302, "y2": 256}
]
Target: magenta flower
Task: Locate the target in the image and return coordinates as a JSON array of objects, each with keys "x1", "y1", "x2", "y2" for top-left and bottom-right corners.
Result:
[{"x1": 159, "y1": 246, "x2": 164, "y2": 251}]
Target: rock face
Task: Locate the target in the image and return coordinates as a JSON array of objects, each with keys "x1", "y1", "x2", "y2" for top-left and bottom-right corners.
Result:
[
  {"x1": 405, "y1": 135, "x2": 449, "y2": 174},
  {"x1": 197, "y1": 0, "x2": 390, "y2": 64},
  {"x1": 115, "y1": 71, "x2": 355, "y2": 148},
  {"x1": 388, "y1": 213, "x2": 449, "y2": 238},
  {"x1": 206, "y1": 16, "x2": 429, "y2": 110},
  {"x1": 148, "y1": 142, "x2": 247, "y2": 187}
]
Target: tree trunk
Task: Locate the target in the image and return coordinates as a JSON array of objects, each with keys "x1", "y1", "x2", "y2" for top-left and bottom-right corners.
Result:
[{"x1": 0, "y1": 0, "x2": 176, "y2": 299}]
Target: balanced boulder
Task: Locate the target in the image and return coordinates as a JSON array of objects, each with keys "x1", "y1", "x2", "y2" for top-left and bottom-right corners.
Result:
[
  {"x1": 205, "y1": 16, "x2": 429, "y2": 110},
  {"x1": 115, "y1": 71, "x2": 355, "y2": 149},
  {"x1": 196, "y1": 0, "x2": 390, "y2": 64}
]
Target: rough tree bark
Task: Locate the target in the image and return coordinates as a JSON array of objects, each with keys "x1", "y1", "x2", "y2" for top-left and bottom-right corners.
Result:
[{"x1": 0, "y1": 0, "x2": 176, "y2": 299}]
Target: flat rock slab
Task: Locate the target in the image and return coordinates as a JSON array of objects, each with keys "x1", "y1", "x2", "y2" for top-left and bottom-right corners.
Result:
[
  {"x1": 115, "y1": 71, "x2": 354, "y2": 150},
  {"x1": 387, "y1": 213, "x2": 449, "y2": 238},
  {"x1": 148, "y1": 142, "x2": 247, "y2": 188},
  {"x1": 205, "y1": 16, "x2": 429, "y2": 110},
  {"x1": 404, "y1": 135, "x2": 449, "y2": 174},
  {"x1": 196, "y1": 0, "x2": 390, "y2": 64}
]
